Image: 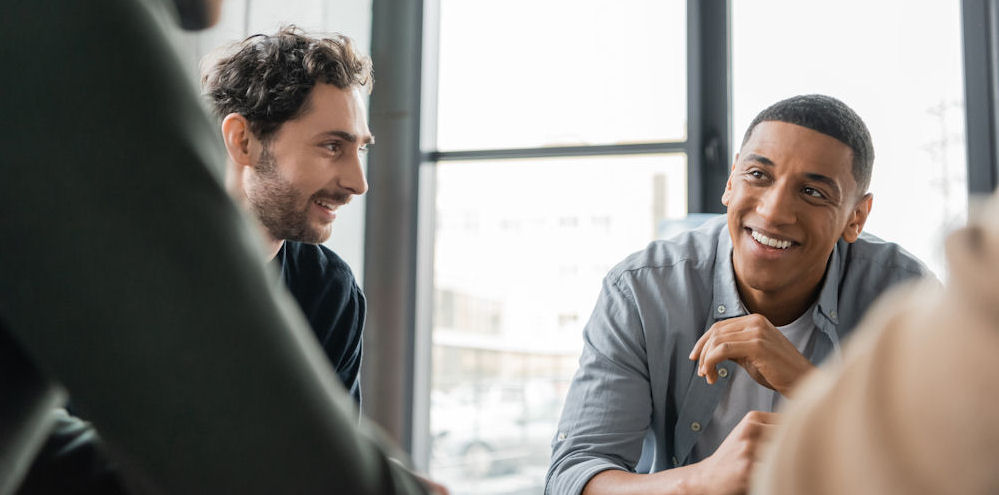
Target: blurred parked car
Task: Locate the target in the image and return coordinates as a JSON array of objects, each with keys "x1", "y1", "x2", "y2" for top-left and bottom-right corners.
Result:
[{"x1": 431, "y1": 381, "x2": 562, "y2": 478}]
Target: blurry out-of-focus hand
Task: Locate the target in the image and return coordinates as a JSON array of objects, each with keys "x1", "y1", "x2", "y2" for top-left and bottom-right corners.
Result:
[{"x1": 415, "y1": 473, "x2": 449, "y2": 495}]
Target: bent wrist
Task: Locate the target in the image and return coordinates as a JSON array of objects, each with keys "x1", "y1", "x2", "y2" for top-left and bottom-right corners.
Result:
[{"x1": 653, "y1": 463, "x2": 705, "y2": 495}]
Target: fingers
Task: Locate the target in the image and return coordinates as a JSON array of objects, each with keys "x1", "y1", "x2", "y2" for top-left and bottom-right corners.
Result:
[
  {"x1": 689, "y1": 328, "x2": 711, "y2": 361},
  {"x1": 739, "y1": 411, "x2": 781, "y2": 458},
  {"x1": 418, "y1": 476, "x2": 450, "y2": 495},
  {"x1": 732, "y1": 411, "x2": 779, "y2": 446},
  {"x1": 700, "y1": 340, "x2": 758, "y2": 383},
  {"x1": 742, "y1": 410, "x2": 780, "y2": 425},
  {"x1": 714, "y1": 411, "x2": 780, "y2": 465},
  {"x1": 689, "y1": 317, "x2": 740, "y2": 361},
  {"x1": 689, "y1": 314, "x2": 765, "y2": 361},
  {"x1": 690, "y1": 314, "x2": 791, "y2": 387}
]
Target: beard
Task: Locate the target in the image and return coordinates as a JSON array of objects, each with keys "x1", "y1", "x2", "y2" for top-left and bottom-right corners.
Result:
[{"x1": 246, "y1": 147, "x2": 350, "y2": 244}]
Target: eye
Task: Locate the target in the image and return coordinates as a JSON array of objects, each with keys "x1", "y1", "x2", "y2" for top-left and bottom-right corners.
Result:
[
  {"x1": 803, "y1": 186, "x2": 825, "y2": 199},
  {"x1": 745, "y1": 169, "x2": 768, "y2": 181},
  {"x1": 359, "y1": 144, "x2": 370, "y2": 153},
  {"x1": 323, "y1": 142, "x2": 342, "y2": 154}
]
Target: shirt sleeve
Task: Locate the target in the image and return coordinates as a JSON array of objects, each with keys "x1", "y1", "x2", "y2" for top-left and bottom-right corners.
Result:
[
  {"x1": 0, "y1": 1, "x2": 427, "y2": 493},
  {"x1": 546, "y1": 273, "x2": 654, "y2": 495}
]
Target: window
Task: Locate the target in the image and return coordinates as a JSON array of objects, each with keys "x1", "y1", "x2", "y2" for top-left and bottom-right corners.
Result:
[
  {"x1": 428, "y1": 156, "x2": 686, "y2": 493},
  {"x1": 732, "y1": 0, "x2": 967, "y2": 276},
  {"x1": 423, "y1": 1, "x2": 689, "y2": 492},
  {"x1": 435, "y1": 0, "x2": 687, "y2": 151}
]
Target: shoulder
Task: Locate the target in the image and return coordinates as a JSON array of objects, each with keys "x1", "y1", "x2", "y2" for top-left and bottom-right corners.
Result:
[
  {"x1": 606, "y1": 215, "x2": 726, "y2": 288},
  {"x1": 843, "y1": 231, "x2": 931, "y2": 281}
]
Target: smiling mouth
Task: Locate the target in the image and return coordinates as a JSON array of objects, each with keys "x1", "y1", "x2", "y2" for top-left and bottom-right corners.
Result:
[
  {"x1": 313, "y1": 198, "x2": 341, "y2": 212},
  {"x1": 748, "y1": 228, "x2": 795, "y2": 250}
]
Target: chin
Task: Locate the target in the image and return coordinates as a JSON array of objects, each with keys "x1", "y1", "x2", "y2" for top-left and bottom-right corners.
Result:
[
  {"x1": 305, "y1": 226, "x2": 333, "y2": 245},
  {"x1": 738, "y1": 262, "x2": 792, "y2": 293}
]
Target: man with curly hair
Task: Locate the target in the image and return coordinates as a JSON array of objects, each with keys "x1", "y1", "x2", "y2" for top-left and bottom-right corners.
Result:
[
  {"x1": 2, "y1": 2, "x2": 437, "y2": 492},
  {"x1": 203, "y1": 27, "x2": 374, "y2": 404}
]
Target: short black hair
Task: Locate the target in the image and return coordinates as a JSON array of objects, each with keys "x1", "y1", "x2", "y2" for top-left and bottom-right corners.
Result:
[{"x1": 741, "y1": 94, "x2": 874, "y2": 195}]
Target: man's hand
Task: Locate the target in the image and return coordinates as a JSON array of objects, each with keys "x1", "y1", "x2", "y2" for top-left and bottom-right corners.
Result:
[
  {"x1": 691, "y1": 410, "x2": 779, "y2": 495},
  {"x1": 688, "y1": 314, "x2": 815, "y2": 396},
  {"x1": 581, "y1": 411, "x2": 780, "y2": 495},
  {"x1": 414, "y1": 473, "x2": 449, "y2": 495}
]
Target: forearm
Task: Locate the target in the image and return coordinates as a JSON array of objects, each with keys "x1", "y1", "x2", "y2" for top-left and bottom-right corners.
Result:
[{"x1": 583, "y1": 466, "x2": 703, "y2": 495}]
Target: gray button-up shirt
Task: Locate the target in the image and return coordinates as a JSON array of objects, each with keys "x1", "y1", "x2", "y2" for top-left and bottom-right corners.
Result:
[{"x1": 546, "y1": 215, "x2": 929, "y2": 495}]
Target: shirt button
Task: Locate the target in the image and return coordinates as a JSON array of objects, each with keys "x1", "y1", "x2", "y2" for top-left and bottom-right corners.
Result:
[
  {"x1": 671, "y1": 456, "x2": 679, "y2": 466},
  {"x1": 557, "y1": 432, "x2": 567, "y2": 441},
  {"x1": 830, "y1": 310, "x2": 838, "y2": 319},
  {"x1": 691, "y1": 421, "x2": 702, "y2": 432},
  {"x1": 717, "y1": 304, "x2": 726, "y2": 313},
  {"x1": 718, "y1": 368, "x2": 729, "y2": 378}
]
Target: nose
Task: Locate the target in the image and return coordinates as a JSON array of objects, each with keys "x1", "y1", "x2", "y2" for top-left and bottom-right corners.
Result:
[
  {"x1": 755, "y1": 185, "x2": 796, "y2": 225},
  {"x1": 340, "y1": 149, "x2": 369, "y2": 195}
]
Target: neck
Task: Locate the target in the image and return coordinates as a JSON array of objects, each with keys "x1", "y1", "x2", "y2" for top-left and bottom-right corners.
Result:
[
  {"x1": 736, "y1": 279, "x2": 821, "y2": 327},
  {"x1": 264, "y1": 236, "x2": 284, "y2": 260}
]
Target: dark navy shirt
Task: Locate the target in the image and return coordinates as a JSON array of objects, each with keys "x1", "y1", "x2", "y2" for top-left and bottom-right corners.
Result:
[{"x1": 275, "y1": 241, "x2": 365, "y2": 404}]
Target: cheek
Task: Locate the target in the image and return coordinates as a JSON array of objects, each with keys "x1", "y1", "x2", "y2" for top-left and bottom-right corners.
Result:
[
  {"x1": 809, "y1": 210, "x2": 846, "y2": 243},
  {"x1": 725, "y1": 185, "x2": 754, "y2": 210},
  {"x1": 281, "y1": 160, "x2": 327, "y2": 190}
]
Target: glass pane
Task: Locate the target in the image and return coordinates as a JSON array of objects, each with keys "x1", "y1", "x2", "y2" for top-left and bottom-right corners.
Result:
[
  {"x1": 429, "y1": 155, "x2": 687, "y2": 494},
  {"x1": 733, "y1": 0, "x2": 967, "y2": 277},
  {"x1": 436, "y1": 0, "x2": 687, "y2": 151}
]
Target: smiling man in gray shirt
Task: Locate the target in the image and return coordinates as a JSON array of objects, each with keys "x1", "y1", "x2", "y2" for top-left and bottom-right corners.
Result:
[{"x1": 546, "y1": 94, "x2": 930, "y2": 495}]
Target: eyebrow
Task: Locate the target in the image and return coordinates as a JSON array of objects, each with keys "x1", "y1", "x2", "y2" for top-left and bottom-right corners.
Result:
[
  {"x1": 743, "y1": 153, "x2": 842, "y2": 197},
  {"x1": 319, "y1": 130, "x2": 375, "y2": 145},
  {"x1": 743, "y1": 153, "x2": 774, "y2": 167}
]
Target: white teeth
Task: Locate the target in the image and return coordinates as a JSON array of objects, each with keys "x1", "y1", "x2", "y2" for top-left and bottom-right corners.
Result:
[
  {"x1": 314, "y1": 199, "x2": 336, "y2": 210},
  {"x1": 751, "y1": 230, "x2": 792, "y2": 249}
]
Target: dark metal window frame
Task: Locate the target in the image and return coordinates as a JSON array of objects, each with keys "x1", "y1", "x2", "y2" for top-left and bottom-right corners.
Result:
[
  {"x1": 423, "y1": 0, "x2": 732, "y2": 215},
  {"x1": 963, "y1": 0, "x2": 999, "y2": 194}
]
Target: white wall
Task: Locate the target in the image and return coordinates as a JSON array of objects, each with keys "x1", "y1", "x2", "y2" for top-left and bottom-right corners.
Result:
[{"x1": 174, "y1": 0, "x2": 373, "y2": 283}]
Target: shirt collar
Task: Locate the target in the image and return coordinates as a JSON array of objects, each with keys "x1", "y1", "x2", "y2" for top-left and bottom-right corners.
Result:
[
  {"x1": 814, "y1": 238, "x2": 847, "y2": 325},
  {"x1": 711, "y1": 227, "x2": 746, "y2": 320}
]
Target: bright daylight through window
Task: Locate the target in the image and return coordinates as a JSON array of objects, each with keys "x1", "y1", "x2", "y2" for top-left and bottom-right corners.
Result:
[{"x1": 426, "y1": 1, "x2": 686, "y2": 493}]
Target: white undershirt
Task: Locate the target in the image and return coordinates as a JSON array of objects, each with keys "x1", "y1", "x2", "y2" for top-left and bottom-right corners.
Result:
[{"x1": 689, "y1": 307, "x2": 817, "y2": 461}]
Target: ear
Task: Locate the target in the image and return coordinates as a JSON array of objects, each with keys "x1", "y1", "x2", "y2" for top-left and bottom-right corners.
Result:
[
  {"x1": 841, "y1": 193, "x2": 873, "y2": 243},
  {"x1": 721, "y1": 154, "x2": 738, "y2": 207},
  {"x1": 220, "y1": 113, "x2": 255, "y2": 168}
]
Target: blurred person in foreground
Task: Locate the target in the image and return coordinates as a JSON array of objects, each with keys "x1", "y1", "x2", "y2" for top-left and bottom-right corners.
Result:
[
  {"x1": 0, "y1": 0, "x2": 436, "y2": 493},
  {"x1": 751, "y1": 196, "x2": 999, "y2": 494},
  {"x1": 547, "y1": 95, "x2": 932, "y2": 495}
]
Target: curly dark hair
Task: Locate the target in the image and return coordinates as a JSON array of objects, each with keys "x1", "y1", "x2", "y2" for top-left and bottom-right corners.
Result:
[
  {"x1": 741, "y1": 94, "x2": 874, "y2": 195},
  {"x1": 203, "y1": 26, "x2": 373, "y2": 141}
]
